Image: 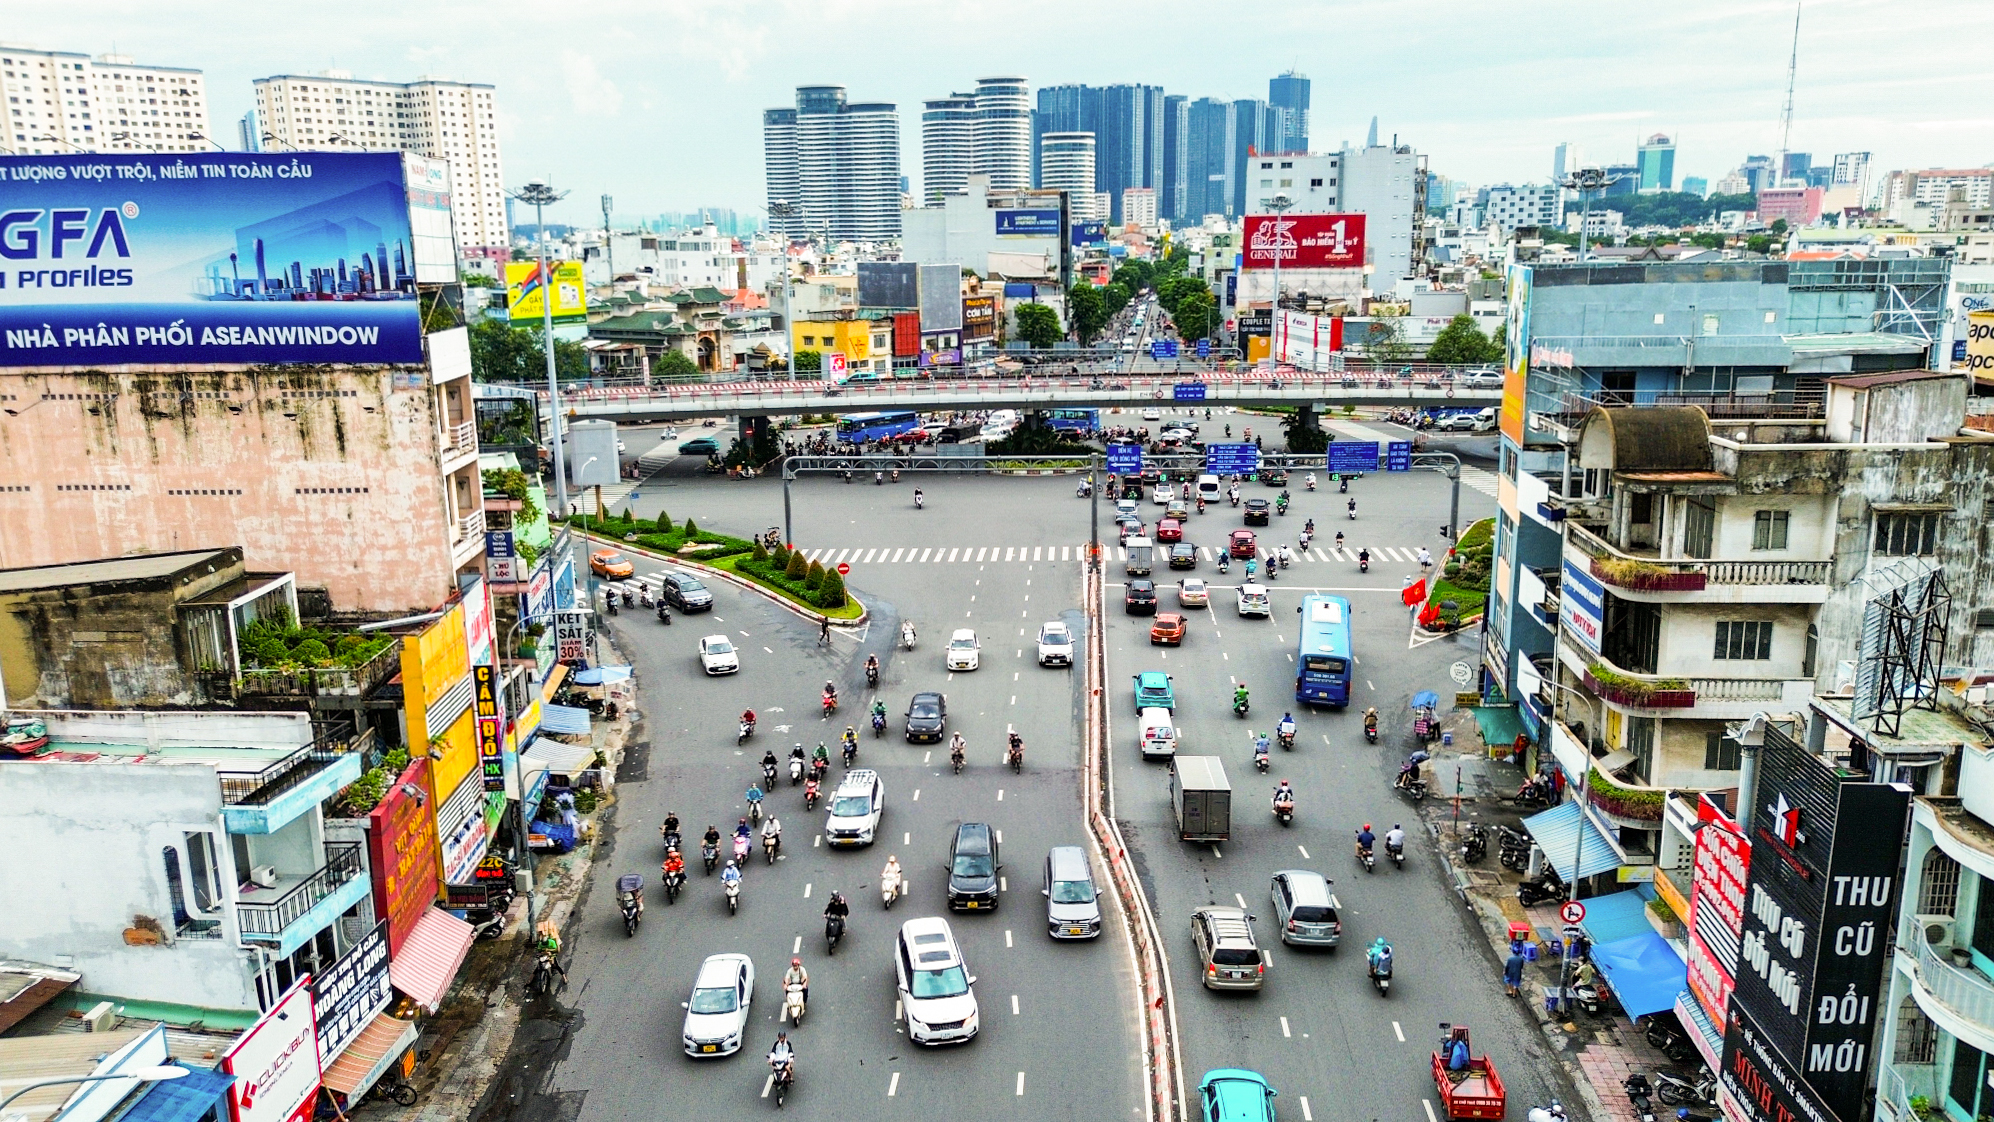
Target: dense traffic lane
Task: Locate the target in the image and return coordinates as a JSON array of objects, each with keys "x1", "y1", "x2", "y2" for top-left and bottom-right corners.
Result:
[
  {"x1": 535, "y1": 500, "x2": 1141, "y2": 1121},
  {"x1": 1099, "y1": 473, "x2": 1580, "y2": 1121}
]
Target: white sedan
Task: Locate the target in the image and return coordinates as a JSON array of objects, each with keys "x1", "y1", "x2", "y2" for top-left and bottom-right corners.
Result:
[
  {"x1": 1177, "y1": 578, "x2": 1210, "y2": 608},
  {"x1": 1036, "y1": 621, "x2": 1074, "y2": 667},
  {"x1": 698, "y1": 635, "x2": 740, "y2": 675},
  {"x1": 947, "y1": 628, "x2": 982, "y2": 671},
  {"x1": 681, "y1": 953, "x2": 754, "y2": 1056}
]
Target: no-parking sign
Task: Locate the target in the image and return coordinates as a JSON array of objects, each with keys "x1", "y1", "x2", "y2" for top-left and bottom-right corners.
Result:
[
  {"x1": 1559, "y1": 900, "x2": 1586, "y2": 925},
  {"x1": 837, "y1": 563, "x2": 851, "y2": 576}
]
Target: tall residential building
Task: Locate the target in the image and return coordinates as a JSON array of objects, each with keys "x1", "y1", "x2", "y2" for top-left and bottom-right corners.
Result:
[
  {"x1": 1339, "y1": 141, "x2": 1420, "y2": 284},
  {"x1": 1160, "y1": 94, "x2": 1189, "y2": 224},
  {"x1": 1122, "y1": 187, "x2": 1158, "y2": 229},
  {"x1": 252, "y1": 72, "x2": 509, "y2": 258},
  {"x1": 1552, "y1": 141, "x2": 1572, "y2": 183},
  {"x1": 1033, "y1": 83, "x2": 1163, "y2": 224},
  {"x1": 921, "y1": 93, "x2": 976, "y2": 204},
  {"x1": 763, "y1": 85, "x2": 902, "y2": 242},
  {"x1": 1041, "y1": 132, "x2": 1105, "y2": 222},
  {"x1": 972, "y1": 76, "x2": 1032, "y2": 191},
  {"x1": 1906, "y1": 168, "x2": 1994, "y2": 208},
  {"x1": 1831, "y1": 151, "x2": 1871, "y2": 194},
  {"x1": 1681, "y1": 176, "x2": 1708, "y2": 198},
  {"x1": 1636, "y1": 133, "x2": 1675, "y2": 191},
  {"x1": 1780, "y1": 151, "x2": 1811, "y2": 182},
  {"x1": 1185, "y1": 97, "x2": 1235, "y2": 223},
  {"x1": 1229, "y1": 99, "x2": 1276, "y2": 217},
  {"x1": 1268, "y1": 70, "x2": 1310, "y2": 154},
  {"x1": 0, "y1": 45, "x2": 210, "y2": 155},
  {"x1": 1481, "y1": 183, "x2": 1561, "y2": 230}
]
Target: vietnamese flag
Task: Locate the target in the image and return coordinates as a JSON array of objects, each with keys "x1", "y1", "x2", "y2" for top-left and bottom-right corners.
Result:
[{"x1": 1401, "y1": 579, "x2": 1427, "y2": 608}]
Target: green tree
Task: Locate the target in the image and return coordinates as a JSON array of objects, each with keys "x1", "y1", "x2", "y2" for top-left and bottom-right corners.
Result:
[
  {"x1": 468, "y1": 317, "x2": 588, "y2": 382},
  {"x1": 1112, "y1": 260, "x2": 1154, "y2": 293},
  {"x1": 1689, "y1": 232, "x2": 1727, "y2": 250},
  {"x1": 804, "y1": 559, "x2": 826, "y2": 591},
  {"x1": 1067, "y1": 284, "x2": 1107, "y2": 344},
  {"x1": 792, "y1": 350, "x2": 823, "y2": 373},
  {"x1": 655, "y1": 511, "x2": 674, "y2": 534},
  {"x1": 1426, "y1": 315, "x2": 1499, "y2": 365},
  {"x1": 1282, "y1": 410, "x2": 1329, "y2": 454},
  {"x1": 1102, "y1": 282, "x2": 1132, "y2": 317},
  {"x1": 1364, "y1": 318, "x2": 1414, "y2": 363},
  {"x1": 1174, "y1": 291, "x2": 1216, "y2": 342},
  {"x1": 462, "y1": 272, "x2": 498, "y2": 287},
  {"x1": 654, "y1": 349, "x2": 701, "y2": 382},
  {"x1": 1015, "y1": 303, "x2": 1062, "y2": 349},
  {"x1": 682, "y1": 517, "x2": 699, "y2": 538},
  {"x1": 1768, "y1": 218, "x2": 1789, "y2": 236},
  {"x1": 772, "y1": 542, "x2": 793, "y2": 570},
  {"x1": 816, "y1": 568, "x2": 847, "y2": 609},
  {"x1": 785, "y1": 549, "x2": 808, "y2": 580}
]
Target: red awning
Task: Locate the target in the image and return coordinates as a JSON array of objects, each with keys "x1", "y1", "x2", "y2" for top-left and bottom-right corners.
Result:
[
  {"x1": 389, "y1": 907, "x2": 476, "y2": 1013},
  {"x1": 321, "y1": 1012, "x2": 418, "y2": 1096}
]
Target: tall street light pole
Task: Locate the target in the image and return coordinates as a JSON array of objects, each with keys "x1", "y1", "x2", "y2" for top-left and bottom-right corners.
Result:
[
  {"x1": 509, "y1": 181, "x2": 572, "y2": 518},
  {"x1": 1558, "y1": 168, "x2": 1620, "y2": 264},
  {"x1": 1264, "y1": 193, "x2": 1294, "y2": 365},
  {"x1": 769, "y1": 201, "x2": 798, "y2": 379}
]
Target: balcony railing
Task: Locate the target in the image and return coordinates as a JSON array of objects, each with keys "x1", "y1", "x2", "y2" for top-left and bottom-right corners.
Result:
[
  {"x1": 1570, "y1": 523, "x2": 1831, "y2": 590},
  {"x1": 1686, "y1": 677, "x2": 1791, "y2": 702},
  {"x1": 215, "y1": 639, "x2": 402, "y2": 700},
  {"x1": 1912, "y1": 927, "x2": 1994, "y2": 1034},
  {"x1": 221, "y1": 726, "x2": 374, "y2": 806},
  {"x1": 1880, "y1": 1064, "x2": 1940, "y2": 1122},
  {"x1": 458, "y1": 508, "x2": 486, "y2": 543},
  {"x1": 447, "y1": 420, "x2": 478, "y2": 457},
  {"x1": 237, "y1": 842, "x2": 365, "y2": 939},
  {"x1": 1583, "y1": 665, "x2": 1696, "y2": 710},
  {"x1": 1703, "y1": 560, "x2": 1834, "y2": 586}
]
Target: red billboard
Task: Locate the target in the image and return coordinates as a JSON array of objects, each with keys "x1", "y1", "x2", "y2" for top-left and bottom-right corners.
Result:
[
  {"x1": 368, "y1": 755, "x2": 442, "y2": 955},
  {"x1": 1241, "y1": 213, "x2": 1366, "y2": 270},
  {"x1": 1686, "y1": 793, "x2": 1748, "y2": 1027}
]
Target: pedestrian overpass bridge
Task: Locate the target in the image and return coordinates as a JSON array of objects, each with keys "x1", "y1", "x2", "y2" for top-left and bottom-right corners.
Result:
[{"x1": 488, "y1": 371, "x2": 1502, "y2": 425}]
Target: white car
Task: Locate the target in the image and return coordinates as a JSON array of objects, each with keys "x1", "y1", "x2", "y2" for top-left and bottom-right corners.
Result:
[
  {"x1": 1160, "y1": 427, "x2": 1196, "y2": 443},
  {"x1": 1177, "y1": 578, "x2": 1210, "y2": 607},
  {"x1": 895, "y1": 916, "x2": 980, "y2": 1046},
  {"x1": 1114, "y1": 498, "x2": 1139, "y2": 519},
  {"x1": 1236, "y1": 583, "x2": 1271, "y2": 617},
  {"x1": 825, "y1": 769, "x2": 884, "y2": 847},
  {"x1": 1459, "y1": 369, "x2": 1504, "y2": 389},
  {"x1": 1036, "y1": 621, "x2": 1075, "y2": 667},
  {"x1": 697, "y1": 635, "x2": 740, "y2": 675},
  {"x1": 1142, "y1": 408, "x2": 1162, "y2": 421},
  {"x1": 1152, "y1": 484, "x2": 1173, "y2": 506},
  {"x1": 1434, "y1": 412, "x2": 1480, "y2": 433},
  {"x1": 681, "y1": 953, "x2": 755, "y2": 1056},
  {"x1": 947, "y1": 629, "x2": 981, "y2": 671}
]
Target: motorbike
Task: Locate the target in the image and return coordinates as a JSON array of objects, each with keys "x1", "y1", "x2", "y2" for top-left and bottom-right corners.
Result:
[
  {"x1": 1076, "y1": 481, "x2": 1091, "y2": 498},
  {"x1": 1653, "y1": 1068, "x2": 1718, "y2": 1110},
  {"x1": 1497, "y1": 826, "x2": 1533, "y2": 872},
  {"x1": 790, "y1": 756, "x2": 804, "y2": 785},
  {"x1": 1526, "y1": 1104, "x2": 1569, "y2": 1122},
  {"x1": 1386, "y1": 838, "x2": 1405, "y2": 868},
  {"x1": 1359, "y1": 556, "x2": 1370, "y2": 574},
  {"x1": 865, "y1": 664, "x2": 879, "y2": 689},
  {"x1": 872, "y1": 711, "x2": 887, "y2": 737},
  {"x1": 617, "y1": 877, "x2": 645, "y2": 937},
  {"x1": 1624, "y1": 1074, "x2": 1659, "y2": 1122},
  {"x1": 821, "y1": 692, "x2": 837, "y2": 717},
  {"x1": 811, "y1": 756, "x2": 829, "y2": 783},
  {"x1": 663, "y1": 867, "x2": 685, "y2": 904},
  {"x1": 1517, "y1": 873, "x2": 1565, "y2": 907},
  {"x1": 1642, "y1": 1015, "x2": 1699, "y2": 1064},
  {"x1": 1266, "y1": 561, "x2": 1279, "y2": 582},
  {"x1": 1233, "y1": 695, "x2": 1250, "y2": 718},
  {"x1": 1254, "y1": 747, "x2": 1270, "y2": 773},
  {"x1": 702, "y1": 841, "x2": 719, "y2": 874},
  {"x1": 1572, "y1": 982, "x2": 1609, "y2": 1017},
  {"x1": 843, "y1": 739, "x2": 858, "y2": 768},
  {"x1": 1230, "y1": 494, "x2": 1240, "y2": 508},
  {"x1": 660, "y1": 827, "x2": 682, "y2": 855},
  {"x1": 1276, "y1": 498, "x2": 1289, "y2": 517},
  {"x1": 656, "y1": 599, "x2": 672, "y2": 623},
  {"x1": 606, "y1": 594, "x2": 618, "y2": 616},
  {"x1": 1460, "y1": 823, "x2": 1489, "y2": 864},
  {"x1": 1216, "y1": 556, "x2": 1229, "y2": 574},
  {"x1": 1368, "y1": 956, "x2": 1392, "y2": 996},
  {"x1": 1394, "y1": 762, "x2": 1428, "y2": 801},
  {"x1": 732, "y1": 834, "x2": 752, "y2": 865},
  {"x1": 882, "y1": 871, "x2": 902, "y2": 909},
  {"x1": 1306, "y1": 477, "x2": 1317, "y2": 492},
  {"x1": 874, "y1": 472, "x2": 883, "y2": 485},
  {"x1": 623, "y1": 587, "x2": 635, "y2": 608},
  {"x1": 825, "y1": 914, "x2": 846, "y2": 954},
  {"x1": 770, "y1": 1056, "x2": 795, "y2": 1108},
  {"x1": 914, "y1": 493, "x2": 924, "y2": 510},
  {"x1": 1509, "y1": 775, "x2": 1554, "y2": 808},
  {"x1": 804, "y1": 778, "x2": 821, "y2": 810},
  {"x1": 764, "y1": 831, "x2": 780, "y2": 865},
  {"x1": 1007, "y1": 740, "x2": 1024, "y2": 773},
  {"x1": 1273, "y1": 795, "x2": 1294, "y2": 826},
  {"x1": 465, "y1": 888, "x2": 514, "y2": 941},
  {"x1": 901, "y1": 622, "x2": 917, "y2": 650},
  {"x1": 724, "y1": 877, "x2": 741, "y2": 915},
  {"x1": 1363, "y1": 718, "x2": 1378, "y2": 743},
  {"x1": 762, "y1": 762, "x2": 778, "y2": 791},
  {"x1": 639, "y1": 585, "x2": 654, "y2": 609},
  {"x1": 783, "y1": 982, "x2": 808, "y2": 1026},
  {"x1": 739, "y1": 717, "x2": 755, "y2": 744},
  {"x1": 1277, "y1": 726, "x2": 1295, "y2": 751},
  {"x1": 1355, "y1": 840, "x2": 1376, "y2": 873}
]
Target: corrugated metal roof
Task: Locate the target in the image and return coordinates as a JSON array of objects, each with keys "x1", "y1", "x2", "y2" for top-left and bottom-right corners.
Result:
[
  {"x1": 0, "y1": 1028, "x2": 147, "y2": 1122},
  {"x1": 1522, "y1": 800, "x2": 1623, "y2": 882}
]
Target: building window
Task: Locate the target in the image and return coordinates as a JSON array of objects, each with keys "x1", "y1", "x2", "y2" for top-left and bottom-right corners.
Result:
[
  {"x1": 1715, "y1": 620, "x2": 1774, "y2": 660},
  {"x1": 1311, "y1": 178, "x2": 1323, "y2": 188},
  {"x1": 1752, "y1": 510, "x2": 1789, "y2": 550},
  {"x1": 1894, "y1": 998, "x2": 1938, "y2": 1064},
  {"x1": 1683, "y1": 498, "x2": 1715, "y2": 559},
  {"x1": 1874, "y1": 512, "x2": 1939, "y2": 556},
  {"x1": 1703, "y1": 730, "x2": 1741, "y2": 771},
  {"x1": 1919, "y1": 848, "x2": 1962, "y2": 916}
]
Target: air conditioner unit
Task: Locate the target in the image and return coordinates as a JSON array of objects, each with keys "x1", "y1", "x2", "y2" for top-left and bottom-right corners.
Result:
[
  {"x1": 1916, "y1": 914, "x2": 1956, "y2": 948},
  {"x1": 249, "y1": 865, "x2": 278, "y2": 890},
  {"x1": 81, "y1": 1001, "x2": 116, "y2": 1032}
]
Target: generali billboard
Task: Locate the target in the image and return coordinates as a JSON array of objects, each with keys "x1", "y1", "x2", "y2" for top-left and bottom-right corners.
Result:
[{"x1": 1241, "y1": 213, "x2": 1365, "y2": 270}]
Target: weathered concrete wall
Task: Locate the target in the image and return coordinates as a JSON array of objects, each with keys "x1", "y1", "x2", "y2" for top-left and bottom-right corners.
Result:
[
  {"x1": 0, "y1": 761, "x2": 258, "y2": 1011},
  {"x1": 0, "y1": 368, "x2": 454, "y2": 613}
]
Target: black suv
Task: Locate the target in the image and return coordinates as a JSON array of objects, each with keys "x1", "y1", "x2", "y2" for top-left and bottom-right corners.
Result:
[
  {"x1": 946, "y1": 822, "x2": 1001, "y2": 911},
  {"x1": 1242, "y1": 499, "x2": 1271, "y2": 526},
  {"x1": 1125, "y1": 579, "x2": 1157, "y2": 615},
  {"x1": 1168, "y1": 543, "x2": 1198, "y2": 570},
  {"x1": 662, "y1": 572, "x2": 713, "y2": 612},
  {"x1": 904, "y1": 691, "x2": 947, "y2": 742}
]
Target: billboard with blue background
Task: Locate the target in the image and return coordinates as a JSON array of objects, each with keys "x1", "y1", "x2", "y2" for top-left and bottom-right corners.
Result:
[
  {"x1": 1071, "y1": 221, "x2": 1107, "y2": 245},
  {"x1": 0, "y1": 152, "x2": 425, "y2": 367},
  {"x1": 995, "y1": 209, "x2": 1061, "y2": 238}
]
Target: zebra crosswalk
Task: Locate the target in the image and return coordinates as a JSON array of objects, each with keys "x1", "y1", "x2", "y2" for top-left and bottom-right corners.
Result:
[
  {"x1": 1461, "y1": 466, "x2": 1500, "y2": 498},
  {"x1": 779, "y1": 543, "x2": 1447, "y2": 567}
]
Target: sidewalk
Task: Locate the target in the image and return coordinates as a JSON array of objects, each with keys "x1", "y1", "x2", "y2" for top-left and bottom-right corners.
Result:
[{"x1": 1411, "y1": 706, "x2": 1683, "y2": 1122}]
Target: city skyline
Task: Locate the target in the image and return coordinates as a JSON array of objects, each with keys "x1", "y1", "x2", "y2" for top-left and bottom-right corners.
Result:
[{"x1": 8, "y1": 0, "x2": 1991, "y2": 226}]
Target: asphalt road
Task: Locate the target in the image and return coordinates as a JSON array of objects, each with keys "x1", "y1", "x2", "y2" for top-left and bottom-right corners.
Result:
[{"x1": 523, "y1": 488, "x2": 1142, "y2": 1122}]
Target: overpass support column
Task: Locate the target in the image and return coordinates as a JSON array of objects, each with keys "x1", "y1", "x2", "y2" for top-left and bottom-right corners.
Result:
[
  {"x1": 1290, "y1": 404, "x2": 1327, "y2": 454},
  {"x1": 742, "y1": 414, "x2": 776, "y2": 465}
]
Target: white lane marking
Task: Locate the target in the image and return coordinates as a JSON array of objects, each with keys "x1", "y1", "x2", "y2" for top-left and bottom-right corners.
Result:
[
  {"x1": 762, "y1": 1072, "x2": 774, "y2": 1098},
  {"x1": 764, "y1": 647, "x2": 774, "y2": 654},
  {"x1": 1368, "y1": 680, "x2": 1376, "y2": 690},
  {"x1": 1423, "y1": 1100, "x2": 1438, "y2": 1122},
  {"x1": 890, "y1": 548, "x2": 905, "y2": 563},
  {"x1": 1281, "y1": 1016, "x2": 1291, "y2": 1038},
  {"x1": 739, "y1": 630, "x2": 750, "y2": 637},
  {"x1": 1014, "y1": 671, "x2": 1020, "y2": 681},
  {"x1": 1223, "y1": 652, "x2": 1229, "y2": 661},
  {"x1": 999, "y1": 876, "x2": 1007, "y2": 891},
  {"x1": 803, "y1": 883, "x2": 812, "y2": 898},
  {"x1": 793, "y1": 936, "x2": 802, "y2": 954},
  {"x1": 997, "y1": 789, "x2": 1005, "y2": 801},
  {"x1": 1298, "y1": 845, "x2": 1311, "y2": 859},
  {"x1": 976, "y1": 548, "x2": 988, "y2": 562},
  {"x1": 1393, "y1": 1020, "x2": 1405, "y2": 1042},
  {"x1": 970, "y1": 594, "x2": 977, "y2": 602},
  {"x1": 1300, "y1": 1097, "x2": 1313, "y2": 1121},
  {"x1": 923, "y1": 751, "x2": 932, "y2": 765},
  {"x1": 1006, "y1": 548, "x2": 1016, "y2": 561},
  {"x1": 1011, "y1": 994, "x2": 1020, "y2": 1015},
  {"x1": 1015, "y1": 1072, "x2": 1025, "y2": 1097},
  {"x1": 912, "y1": 789, "x2": 920, "y2": 801},
  {"x1": 1005, "y1": 929, "x2": 1014, "y2": 948},
  {"x1": 895, "y1": 999, "x2": 903, "y2": 1020},
  {"x1": 1236, "y1": 893, "x2": 1249, "y2": 910},
  {"x1": 919, "y1": 548, "x2": 933, "y2": 562},
  {"x1": 1211, "y1": 845, "x2": 1222, "y2": 858},
  {"x1": 995, "y1": 829, "x2": 1003, "y2": 844},
  {"x1": 888, "y1": 1072, "x2": 900, "y2": 1097},
  {"x1": 947, "y1": 549, "x2": 959, "y2": 562},
  {"x1": 904, "y1": 832, "x2": 911, "y2": 845}
]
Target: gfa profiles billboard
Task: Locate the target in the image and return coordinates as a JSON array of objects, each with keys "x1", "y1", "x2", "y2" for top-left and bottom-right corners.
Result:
[{"x1": 0, "y1": 152, "x2": 425, "y2": 366}]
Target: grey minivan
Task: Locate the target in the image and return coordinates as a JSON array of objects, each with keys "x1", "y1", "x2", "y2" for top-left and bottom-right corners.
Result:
[
  {"x1": 1043, "y1": 846, "x2": 1101, "y2": 940},
  {"x1": 1269, "y1": 869, "x2": 1342, "y2": 947}
]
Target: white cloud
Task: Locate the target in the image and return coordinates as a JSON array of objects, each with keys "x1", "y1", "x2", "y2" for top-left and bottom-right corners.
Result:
[{"x1": 561, "y1": 49, "x2": 622, "y2": 117}]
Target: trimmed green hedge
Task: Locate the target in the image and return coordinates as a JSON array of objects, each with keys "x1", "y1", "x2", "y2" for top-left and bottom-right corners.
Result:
[
  {"x1": 725, "y1": 554, "x2": 863, "y2": 618},
  {"x1": 568, "y1": 513, "x2": 753, "y2": 560}
]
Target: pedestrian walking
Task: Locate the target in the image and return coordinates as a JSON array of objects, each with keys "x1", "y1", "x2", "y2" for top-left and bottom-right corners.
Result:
[
  {"x1": 820, "y1": 615, "x2": 832, "y2": 645},
  {"x1": 1503, "y1": 949, "x2": 1526, "y2": 997}
]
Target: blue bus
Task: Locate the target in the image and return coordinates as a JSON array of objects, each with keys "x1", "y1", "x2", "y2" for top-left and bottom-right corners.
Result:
[
  {"x1": 1047, "y1": 408, "x2": 1100, "y2": 433},
  {"x1": 1295, "y1": 594, "x2": 1353, "y2": 707},
  {"x1": 835, "y1": 411, "x2": 922, "y2": 444}
]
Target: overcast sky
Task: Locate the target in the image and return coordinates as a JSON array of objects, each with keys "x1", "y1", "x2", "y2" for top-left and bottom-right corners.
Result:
[{"x1": 12, "y1": 0, "x2": 1990, "y2": 226}]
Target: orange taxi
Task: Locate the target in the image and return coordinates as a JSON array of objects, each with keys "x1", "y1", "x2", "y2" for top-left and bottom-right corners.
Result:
[
  {"x1": 1150, "y1": 612, "x2": 1187, "y2": 646},
  {"x1": 590, "y1": 549, "x2": 635, "y2": 580}
]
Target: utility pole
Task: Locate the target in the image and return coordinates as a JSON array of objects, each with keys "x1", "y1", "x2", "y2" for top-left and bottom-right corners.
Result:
[
  {"x1": 1776, "y1": 3, "x2": 1801, "y2": 185},
  {"x1": 769, "y1": 201, "x2": 798, "y2": 379},
  {"x1": 1265, "y1": 193, "x2": 1294, "y2": 364},
  {"x1": 601, "y1": 194, "x2": 615, "y2": 285},
  {"x1": 508, "y1": 181, "x2": 572, "y2": 517}
]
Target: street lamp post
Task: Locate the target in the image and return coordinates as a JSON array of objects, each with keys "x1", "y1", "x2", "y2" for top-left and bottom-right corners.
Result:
[
  {"x1": 508, "y1": 181, "x2": 573, "y2": 519},
  {"x1": 0, "y1": 1067, "x2": 189, "y2": 1114},
  {"x1": 769, "y1": 202, "x2": 798, "y2": 380},
  {"x1": 1264, "y1": 193, "x2": 1295, "y2": 364},
  {"x1": 1558, "y1": 168, "x2": 1622, "y2": 263}
]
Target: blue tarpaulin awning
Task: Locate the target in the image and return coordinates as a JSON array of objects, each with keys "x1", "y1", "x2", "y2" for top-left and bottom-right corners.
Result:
[
  {"x1": 1591, "y1": 932, "x2": 1688, "y2": 1018},
  {"x1": 571, "y1": 666, "x2": 631, "y2": 686},
  {"x1": 116, "y1": 1065, "x2": 235, "y2": 1122},
  {"x1": 1522, "y1": 800, "x2": 1621, "y2": 883},
  {"x1": 540, "y1": 704, "x2": 592, "y2": 736},
  {"x1": 1576, "y1": 884, "x2": 1657, "y2": 947}
]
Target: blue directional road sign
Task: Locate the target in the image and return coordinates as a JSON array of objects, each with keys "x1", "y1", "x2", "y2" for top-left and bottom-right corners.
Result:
[
  {"x1": 1172, "y1": 381, "x2": 1208, "y2": 402},
  {"x1": 1386, "y1": 441, "x2": 1414, "y2": 471},
  {"x1": 1196, "y1": 338, "x2": 1211, "y2": 358},
  {"x1": 1151, "y1": 340, "x2": 1181, "y2": 360},
  {"x1": 1327, "y1": 441, "x2": 1381, "y2": 474},
  {"x1": 1205, "y1": 443, "x2": 1260, "y2": 475},
  {"x1": 1106, "y1": 444, "x2": 1144, "y2": 475}
]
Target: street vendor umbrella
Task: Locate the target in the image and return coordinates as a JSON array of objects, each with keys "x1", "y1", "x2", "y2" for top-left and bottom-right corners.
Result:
[{"x1": 1411, "y1": 690, "x2": 1439, "y2": 710}]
